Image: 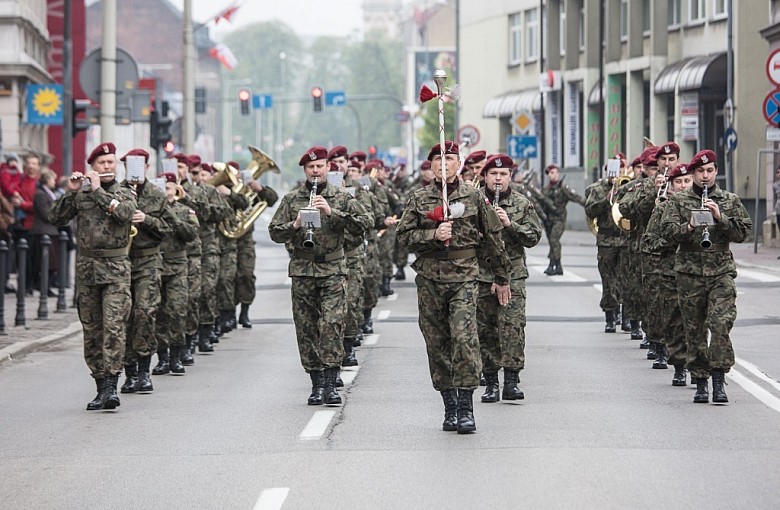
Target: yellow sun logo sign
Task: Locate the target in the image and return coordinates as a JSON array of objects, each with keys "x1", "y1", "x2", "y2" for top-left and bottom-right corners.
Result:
[{"x1": 32, "y1": 87, "x2": 62, "y2": 117}]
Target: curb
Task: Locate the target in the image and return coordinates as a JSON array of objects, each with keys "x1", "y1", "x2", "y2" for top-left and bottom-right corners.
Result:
[
  {"x1": 734, "y1": 258, "x2": 780, "y2": 274},
  {"x1": 0, "y1": 320, "x2": 83, "y2": 368}
]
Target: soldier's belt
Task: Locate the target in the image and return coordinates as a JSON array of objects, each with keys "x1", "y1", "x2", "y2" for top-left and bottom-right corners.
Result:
[
  {"x1": 345, "y1": 247, "x2": 362, "y2": 258},
  {"x1": 678, "y1": 243, "x2": 729, "y2": 253},
  {"x1": 293, "y1": 248, "x2": 345, "y2": 263},
  {"x1": 417, "y1": 248, "x2": 477, "y2": 260},
  {"x1": 80, "y1": 246, "x2": 129, "y2": 258},
  {"x1": 130, "y1": 246, "x2": 161, "y2": 258},
  {"x1": 162, "y1": 250, "x2": 187, "y2": 260}
]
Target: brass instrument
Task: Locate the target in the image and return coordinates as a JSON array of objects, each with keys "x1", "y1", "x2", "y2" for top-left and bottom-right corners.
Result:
[
  {"x1": 493, "y1": 183, "x2": 501, "y2": 208},
  {"x1": 657, "y1": 165, "x2": 670, "y2": 202},
  {"x1": 700, "y1": 184, "x2": 712, "y2": 249},
  {"x1": 301, "y1": 177, "x2": 319, "y2": 248},
  {"x1": 610, "y1": 173, "x2": 634, "y2": 231},
  {"x1": 174, "y1": 185, "x2": 186, "y2": 201},
  {"x1": 128, "y1": 225, "x2": 138, "y2": 248}
]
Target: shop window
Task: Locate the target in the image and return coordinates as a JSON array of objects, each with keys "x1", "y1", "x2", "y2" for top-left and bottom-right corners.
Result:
[
  {"x1": 689, "y1": 0, "x2": 706, "y2": 24},
  {"x1": 509, "y1": 13, "x2": 522, "y2": 66}
]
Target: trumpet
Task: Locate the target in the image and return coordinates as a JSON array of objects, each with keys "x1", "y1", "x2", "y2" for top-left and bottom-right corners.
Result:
[
  {"x1": 657, "y1": 165, "x2": 670, "y2": 202},
  {"x1": 174, "y1": 184, "x2": 186, "y2": 201},
  {"x1": 700, "y1": 184, "x2": 712, "y2": 249},
  {"x1": 301, "y1": 177, "x2": 319, "y2": 249},
  {"x1": 493, "y1": 183, "x2": 501, "y2": 208}
]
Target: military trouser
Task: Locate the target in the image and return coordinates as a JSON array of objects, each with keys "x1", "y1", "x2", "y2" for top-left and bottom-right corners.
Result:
[
  {"x1": 477, "y1": 280, "x2": 527, "y2": 373},
  {"x1": 617, "y1": 247, "x2": 632, "y2": 316},
  {"x1": 393, "y1": 237, "x2": 409, "y2": 269},
  {"x1": 185, "y1": 255, "x2": 201, "y2": 336},
  {"x1": 345, "y1": 255, "x2": 364, "y2": 338},
  {"x1": 235, "y1": 228, "x2": 256, "y2": 305},
  {"x1": 641, "y1": 254, "x2": 666, "y2": 342},
  {"x1": 657, "y1": 272, "x2": 686, "y2": 366},
  {"x1": 199, "y1": 249, "x2": 219, "y2": 325},
  {"x1": 624, "y1": 250, "x2": 644, "y2": 322},
  {"x1": 544, "y1": 218, "x2": 565, "y2": 260},
  {"x1": 217, "y1": 238, "x2": 237, "y2": 313},
  {"x1": 156, "y1": 262, "x2": 188, "y2": 349},
  {"x1": 362, "y1": 240, "x2": 380, "y2": 310},
  {"x1": 415, "y1": 275, "x2": 481, "y2": 391},
  {"x1": 77, "y1": 278, "x2": 131, "y2": 378},
  {"x1": 596, "y1": 245, "x2": 620, "y2": 311},
  {"x1": 378, "y1": 227, "x2": 396, "y2": 278},
  {"x1": 125, "y1": 267, "x2": 161, "y2": 363},
  {"x1": 676, "y1": 271, "x2": 737, "y2": 380},
  {"x1": 291, "y1": 275, "x2": 347, "y2": 371}
]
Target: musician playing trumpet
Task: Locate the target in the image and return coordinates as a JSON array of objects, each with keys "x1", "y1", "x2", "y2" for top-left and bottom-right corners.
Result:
[
  {"x1": 660, "y1": 149, "x2": 752, "y2": 405},
  {"x1": 269, "y1": 146, "x2": 370, "y2": 407}
]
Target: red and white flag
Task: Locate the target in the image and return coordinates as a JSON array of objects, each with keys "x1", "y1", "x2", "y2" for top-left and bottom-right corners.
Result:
[
  {"x1": 209, "y1": 43, "x2": 238, "y2": 71},
  {"x1": 214, "y1": 3, "x2": 240, "y2": 24}
]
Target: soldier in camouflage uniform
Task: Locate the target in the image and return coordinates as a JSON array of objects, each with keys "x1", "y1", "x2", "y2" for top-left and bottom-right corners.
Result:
[
  {"x1": 397, "y1": 141, "x2": 512, "y2": 434},
  {"x1": 461, "y1": 150, "x2": 486, "y2": 187},
  {"x1": 476, "y1": 154, "x2": 542, "y2": 404},
  {"x1": 269, "y1": 147, "x2": 370, "y2": 406},
  {"x1": 48, "y1": 142, "x2": 137, "y2": 411},
  {"x1": 374, "y1": 161, "x2": 400, "y2": 297},
  {"x1": 660, "y1": 150, "x2": 752, "y2": 404},
  {"x1": 541, "y1": 164, "x2": 586, "y2": 275},
  {"x1": 155, "y1": 173, "x2": 199, "y2": 378}
]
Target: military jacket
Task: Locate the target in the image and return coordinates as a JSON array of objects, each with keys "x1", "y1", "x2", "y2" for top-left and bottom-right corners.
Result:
[
  {"x1": 477, "y1": 188, "x2": 542, "y2": 284},
  {"x1": 396, "y1": 180, "x2": 511, "y2": 284},
  {"x1": 618, "y1": 176, "x2": 658, "y2": 251},
  {"x1": 179, "y1": 181, "x2": 207, "y2": 257},
  {"x1": 198, "y1": 182, "x2": 231, "y2": 255},
  {"x1": 542, "y1": 179, "x2": 585, "y2": 220},
  {"x1": 342, "y1": 177, "x2": 375, "y2": 252},
  {"x1": 161, "y1": 200, "x2": 199, "y2": 274},
  {"x1": 268, "y1": 181, "x2": 370, "y2": 277},
  {"x1": 48, "y1": 180, "x2": 137, "y2": 286},
  {"x1": 584, "y1": 180, "x2": 628, "y2": 247},
  {"x1": 125, "y1": 181, "x2": 174, "y2": 272},
  {"x1": 640, "y1": 201, "x2": 676, "y2": 276},
  {"x1": 511, "y1": 182, "x2": 550, "y2": 223},
  {"x1": 659, "y1": 184, "x2": 752, "y2": 277}
]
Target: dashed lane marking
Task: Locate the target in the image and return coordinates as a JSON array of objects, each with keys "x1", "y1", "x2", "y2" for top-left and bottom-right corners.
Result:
[
  {"x1": 253, "y1": 487, "x2": 289, "y2": 510},
  {"x1": 363, "y1": 334, "x2": 379, "y2": 345},
  {"x1": 727, "y1": 369, "x2": 780, "y2": 415},
  {"x1": 298, "y1": 410, "x2": 337, "y2": 440},
  {"x1": 341, "y1": 367, "x2": 360, "y2": 385},
  {"x1": 377, "y1": 310, "x2": 391, "y2": 320},
  {"x1": 735, "y1": 357, "x2": 780, "y2": 393}
]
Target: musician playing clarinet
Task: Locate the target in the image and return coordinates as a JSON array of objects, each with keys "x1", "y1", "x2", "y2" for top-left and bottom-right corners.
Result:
[
  {"x1": 476, "y1": 154, "x2": 542, "y2": 405},
  {"x1": 268, "y1": 147, "x2": 369, "y2": 407},
  {"x1": 659, "y1": 149, "x2": 752, "y2": 405},
  {"x1": 48, "y1": 142, "x2": 137, "y2": 411}
]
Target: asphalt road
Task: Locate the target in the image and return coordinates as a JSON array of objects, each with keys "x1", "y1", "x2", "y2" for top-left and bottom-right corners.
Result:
[{"x1": 1, "y1": 223, "x2": 779, "y2": 510}]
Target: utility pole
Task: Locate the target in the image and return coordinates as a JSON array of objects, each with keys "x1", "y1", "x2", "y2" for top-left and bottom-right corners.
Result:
[
  {"x1": 99, "y1": 0, "x2": 117, "y2": 141},
  {"x1": 62, "y1": 0, "x2": 73, "y2": 176},
  {"x1": 183, "y1": 0, "x2": 196, "y2": 153}
]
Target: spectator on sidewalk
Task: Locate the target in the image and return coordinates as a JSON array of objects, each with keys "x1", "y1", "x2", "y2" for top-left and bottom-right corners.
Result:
[
  {"x1": 10, "y1": 154, "x2": 42, "y2": 294},
  {"x1": 0, "y1": 153, "x2": 22, "y2": 199},
  {"x1": 31, "y1": 169, "x2": 60, "y2": 295}
]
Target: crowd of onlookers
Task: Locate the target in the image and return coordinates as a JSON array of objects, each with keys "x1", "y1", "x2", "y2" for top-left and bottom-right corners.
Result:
[{"x1": 0, "y1": 151, "x2": 73, "y2": 296}]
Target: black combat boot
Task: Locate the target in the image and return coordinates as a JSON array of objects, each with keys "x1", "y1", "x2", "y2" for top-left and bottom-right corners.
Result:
[
  {"x1": 120, "y1": 364, "x2": 138, "y2": 394},
  {"x1": 440, "y1": 389, "x2": 458, "y2": 431},
  {"x1": 353, "y1": 330, "x2": 363, "y2": 347},
  {"x1": 479, "y1": 373, "x2": 486, "y2": 386},
  {"x1": 647, "y1": 341, "x2": 657, "y2": 360},
  {"x1": 480, "y1": 372, "x2": 500, "y2": 403},
  {"x1": 394, "y1": 266, "x2": 406, "y2": 280},
  {"x1": 308, "y1": 371, "x2": 324, "y2": 406},
  {"x1": 152, "y1": 349, "x2": 170, "y2": 375},
  {"x1": 550, "y1": 259, "x2": 563, "y2": 275},
  {"x1": 169, "y1": 346, "x2": 186, "y2": 375},
  {"x1": 225, "y1": 309, "x2": 237, "y2": 331},
  {"x1": 543, "y1": 259, "x2": 554, "y2": 275},
  {"x1": 212, "y1": 316, "x2": 224, "y2": 340},
  {"x1": 711, "y1": 368, "x2": 728, "y2": 403},
  {"x1": 621, "y1": 306, "x2": 631, "y2": 332},
  {"x1": 604, "y1": 310, "x2": 616, "y2": 333},
  {"x1": 86, "y1": 378, "x2": 106, "y2": 410},
  {"x1": 380, "y1": 276, "x2": 394, "y2": 296},
  {"x1": 239, "y1": 303, "x2": 252, "y2": 328},
  {"x1": 181, "y1": 337, "x2": 194, "y2": 366},
  {"x1": 197, "y1": 325, "x2": 214, "y2": 353},
  {"x1": 102, "y1": 374, "x2": 121, "y2": 410},
  {"x1": 630, "y1": 320, "x2": 643, "y2": 340},
  {"x1": 136, "y1": 355, "x2": 154, "y2": 393},
  {"x1": 336, "y1": 371, "x2": 344, "y2": 388},
  {"x1": 342, "y1": 337, "x2": 358, "y2": 367},
  {"x1": 361, "y1": 309, "x2": 374, "y2": 334},
  {"x1": 652, "y1": 344, "x2": 669, "y2": 369},
  {"x1": 640, "y1": 336, "x2": 651, "y2": 349},
  {"x1": 456, "y1": 389, "x2": 476, "y2": 434},
  {"x1": 693, "y1": 377, "x2": 709, "y2": 404},
  {"x1": 672, "y1": 365, "x2": 687, "y2": 386},
  {"x1": 502, "y1": 369, "x2": 525, "y2": 400},
  {"x1": 323, "y1": 367, "x2": 342, "y2": 405}
]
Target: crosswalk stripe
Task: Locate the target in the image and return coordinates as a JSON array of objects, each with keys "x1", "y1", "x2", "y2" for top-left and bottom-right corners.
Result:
[{"x1": 253, "y1": 488, "x2": 289, "y2": 510}]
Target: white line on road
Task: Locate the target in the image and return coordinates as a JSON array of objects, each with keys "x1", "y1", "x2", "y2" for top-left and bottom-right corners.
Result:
[
  {"x1": 727, "y1": 369, "x2": 780, "y2": 415},
  {"x1": 593, "y1": 284, "x2": 603, "y2": 293},
  {"x1": 363, "y1": 334, "x2": 379, "y2": 346},
  {"x1": 377, "y1": 310, "x2": 391, "y2": 320},
  {"x1": 283, "y1": 278, "x2": 291, "y2": 287},
  {"x1": 298, "y1": 410, "x2": 337, "y2": 440},
  {"x1": 737, "y1": 268, "x2": 780, "y2": 283},
  {"x1": 735, "y1": 358, "x2": 780, "y2": 393},
  {"x1": 386, "y1": 293, "x2": 399, "y2": 301},
  {"x1": 253, "y1": 487, "x2": 289, "y2": 510},
  {"x1": 530, "y1": 266, "x2": 587, "y2": 282},
  {"x1": 341, "y1": 367, "x2": 360, "y2": 385}
]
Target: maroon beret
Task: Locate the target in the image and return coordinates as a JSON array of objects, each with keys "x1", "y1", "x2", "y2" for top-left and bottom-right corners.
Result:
[
  {"x1": 120, "y1": 148, "x2": 150, "y2": 164},
  {"x1": 481, "y1": 154, "x2": 514, "y2": 174},
  {"x1": 173, "y1": 153, "x2": 192, "y2": 168},
  {"x1": 227, "y1": 160, "x2": 240, "y2": 170},
  {"x1": 426, "y1": 140, "x2": 459, "y2": 161},
  {"x1": 188, "y1": 154, "x2": 202, "y2": 167},
  {"x1": 465, "y1": 150, "x2": 486, "y2": 165},
  {"x1": 161, "y1": 172, "x2": 178, "y2": 184},
  {"x1": 630, "y1": 156, "x2": 642, "y2": 168},
  {"x1": 367, "y1": 158, "x2": 384, "y2": 169},
  {"x1": 668, "y1": 164, "x2": 690, "y2": 180},
  {"x1": 349, "y1": 151, "x2": 367, "y2": 163},
  {"x1": 688, "y1": 149, "x2": 717, "y2": 171},
  {"x1": 328, "y1": 146, "x2": 349, "y2": 160},
  {"x1": 299, "y1": 146, "x2": 328, "y2": 166},
  {"x1": 200, "y1": 162, "x2": 213, "y2": 174},
  {"x1": 613, "y1": 151, "x2": 626, "y2": 161},
  {"x1": 87, "y1": 142, "x2": 116, "y2": 165},
  {"x1": 655, "y1": 142, "x2": 681, "y2": 158},
  {"x1": 420, "y1": 160, "x2": 432, "y2": 171},
  {"x1": 640, "y1": 147, "x2": 658, "y2": 167},
  {"x1": 329, "y1": 161, "x2": 340, "y2": 172}
]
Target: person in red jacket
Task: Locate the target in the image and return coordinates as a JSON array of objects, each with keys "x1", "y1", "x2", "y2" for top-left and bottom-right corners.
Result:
[
  {"x1": 10, "y1": 154, "x2": 41, "y2": 294},
  {"x1": 0, "y1": 153, "x2": 22, "y2": 199}
]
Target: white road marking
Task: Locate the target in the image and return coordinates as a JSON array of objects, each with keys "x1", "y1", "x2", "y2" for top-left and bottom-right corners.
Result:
[
  {"x1": 737, "y1": 268, "x2": 780, "y2": 283},
  {"x1": 377, "y1": 310, "x2": 391, "y2": 320},
  {"x1": 727, "y1": 369, "x2": 780, "y2": 414},
  {"x1": 253, "y1": 487, "x2": 289, "y2": 510},
  {"x1": 593, "y1": 284, "x2": 603, "y2": 293},
  {"x1": 298, "y1": 410, "x2": 337, "y2": 440},
  {"x1": 283, "y1": 277, "x2": 291, "y2": 287},
  {"x1": 386, "y1": 293, "x2": 399, "y2": 301},
  {"x1": 363, "y1": 334, "x2": 379, "y2": 345},
  {"x1": 735, "y1": 358, "x2": 780, "y2": 393},
  {"x1": 530, "y1": 266, "x2": 587, "y2": 282},
  {"x1": 341, "y1": 367, "x2": 360, "y2": 385},
  {"x1": 526, "y1": 256, "x2": 548, "y2": 266}
]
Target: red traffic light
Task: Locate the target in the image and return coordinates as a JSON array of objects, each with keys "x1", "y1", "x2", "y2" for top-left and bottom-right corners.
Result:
[
  {"x1": 238, "y1": 89, "x2": 251, "y2": 101},
  {"x1": 311, "y1": 87, "x2": 323, "y2": 98}
]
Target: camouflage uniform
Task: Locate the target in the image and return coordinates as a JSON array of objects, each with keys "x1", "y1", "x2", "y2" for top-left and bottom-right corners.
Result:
[
  {"x1": 235, "y1": 186, "x2": 279, "y2": 306},
  {"x1": 178, "y1": 182, "x2": 206, "y2": 339},
  {"x1": 477, "y1": 188, "x2": 541, "y2": 374},
  {"x1": 660, "y1": 184, "x2": 752, "y2": 379},
  {"x1": 197, "y1": 182, "x2": 231, "y2": 329},
  {"x1": 268, "y1": 181, "x2": 370, "y2": 372},
  {"x1": 397, "y1": 180, "x2": 512, "y2": 391},
  {"x1": 616, "y1": 178, "x2": 651, "y2": 329},
  {"x1": 541, "y1": 178, "x2": 586, "y2": 262},
  {"x1": 216, "y1": 190, "x2": 249, "y2": 318},
  {"x1": 361, "y1": 181, "x2": 387, "y2": 328},
  {"x1": 48, "y1": 180, "x2": 136, "y2": 378}
]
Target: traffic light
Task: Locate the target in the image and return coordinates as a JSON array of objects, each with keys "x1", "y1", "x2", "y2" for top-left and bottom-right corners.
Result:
[
  {"x1": 195, "y1": 87, "x2": 206, "y2": 114},
  {"x1": 368, "y1": 145, "x2": 377, "y2": 157},
  {"x1": 72, "y1": 99, "x2": 90, "y2": 136},
  {"x1": 238, "y1": 88, "x2": 251, "y2": 116},
  {"x1": 150, "y1": 101, "x2": 173, "y2": 150},
  {"x1": 311, "y1": 86, "x2": 323, "y2": 112}
]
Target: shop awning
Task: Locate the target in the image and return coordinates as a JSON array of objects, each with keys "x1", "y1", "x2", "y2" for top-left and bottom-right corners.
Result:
[
  {"x1": 654, "y1": 52, "x2": 726, "y2": 94},
  {"x1": 482, "y1": 89, "x2": 541, "y2": 118},
  {"x1": 588, "y1": 80, "x2": 606, "y2": 106}
]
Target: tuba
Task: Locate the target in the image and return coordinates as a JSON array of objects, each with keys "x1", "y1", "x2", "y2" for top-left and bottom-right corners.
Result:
[{"x1": 610, "y1": 174, "x2": 634, "y2": 231}]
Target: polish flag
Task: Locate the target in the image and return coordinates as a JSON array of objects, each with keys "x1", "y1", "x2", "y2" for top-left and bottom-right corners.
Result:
[
  {"x1": 209, "y1": 43, "x2": 238, "y2": 71},
  {"x1": 214, "y1": 3, "x2": 240, "y2": 24}
]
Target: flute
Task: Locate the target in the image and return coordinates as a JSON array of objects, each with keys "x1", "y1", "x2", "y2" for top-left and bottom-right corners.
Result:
[{"x1": 70, "y1": 173, "x2": 115, "y2": 180}]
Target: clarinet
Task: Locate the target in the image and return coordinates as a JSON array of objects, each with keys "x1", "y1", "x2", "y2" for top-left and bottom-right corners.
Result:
[
  {"x1": 700, "y1": 184, "x2": 712, "y2": 249},
  {"x1": 493, "y1": 183, "x2": 501, "y2": 208},
  {"x1": 302, "y1": 177, "x2": 318, "y2": 248}
]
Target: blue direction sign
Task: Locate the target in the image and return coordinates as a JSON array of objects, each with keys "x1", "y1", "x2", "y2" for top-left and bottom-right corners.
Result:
[
  {"x1": 325, "y1": 90, "x2": 346, "y2": 106},
  {"x1": 723, "y1": 127, "x2": 738, "y2": 153},
  {"x1": 252, "y1": 94, "x2": 273, "y2": 109},
  {"x1": 507, "y1": 135, "x2": 538, "y2": 159}
]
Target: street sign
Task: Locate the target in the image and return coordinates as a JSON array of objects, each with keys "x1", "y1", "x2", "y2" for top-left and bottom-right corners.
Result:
[
  {"x1": 252, "y1": 94, "x2": 273, "y2": 109},
  {"x1": 762, "y1": 89, "x2": 780, "y2": 126},
  {"x1": 26, "y1": 84, "x2": 63, "y2": 125},
  {"x1": 723, "y1": 127, "x2": 738, "y2": 153},
  {"x1": 78, "y1": 47, "x2": 139, "y2": 106},
  {"x1": 325, "y1": 91, "x2": 346, "y2": 106},
  {"x1": 767, "y1": 126, "x2": 780, "y2": 142},
  {"x1": 767, "y1": 49, "x2": 780, "y2": 86},
  {"x1": 511, "y1": 110, "x2": 534, "y2": 134},
  {"x1": 507, "y1": 135, "x2": 537, "y2": 159},
  {"x1": 457, "y1": 124, "x2": 480, "y2": 146}
]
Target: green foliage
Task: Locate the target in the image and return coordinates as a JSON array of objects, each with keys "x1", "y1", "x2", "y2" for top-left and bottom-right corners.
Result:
[{"x1": 417, "y1": 99, "x2": 455, "y2": 154}]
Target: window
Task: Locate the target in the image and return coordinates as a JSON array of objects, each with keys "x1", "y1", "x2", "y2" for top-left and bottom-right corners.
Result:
[
  {"x1": 668, "y1": 0, "x2": 681, "y2": 27},
  {"x1": 620, "y1": 0, "x2": 628, "y2": 40},
  {"x1": 579, "y1": 1, "x2": 585, "y2": 50},
  {"x1": 526, "y1": 8, "x2": 538, "y2": 62},
  {"x1": 689, "y1": 0, "x2": 706, "y2": 23},
  {"x1": 509, "y1": 13, "x2": 522, "y2": 65},
  {"x1": 643, "y1": 0, "x2": 650, "y2": 33},
  {"x1": 712, "y1": 0, "x2": 727, "y2": 18},
  {"x1": 560, "y1": 2, "x2": 566, "y2": 56}
]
